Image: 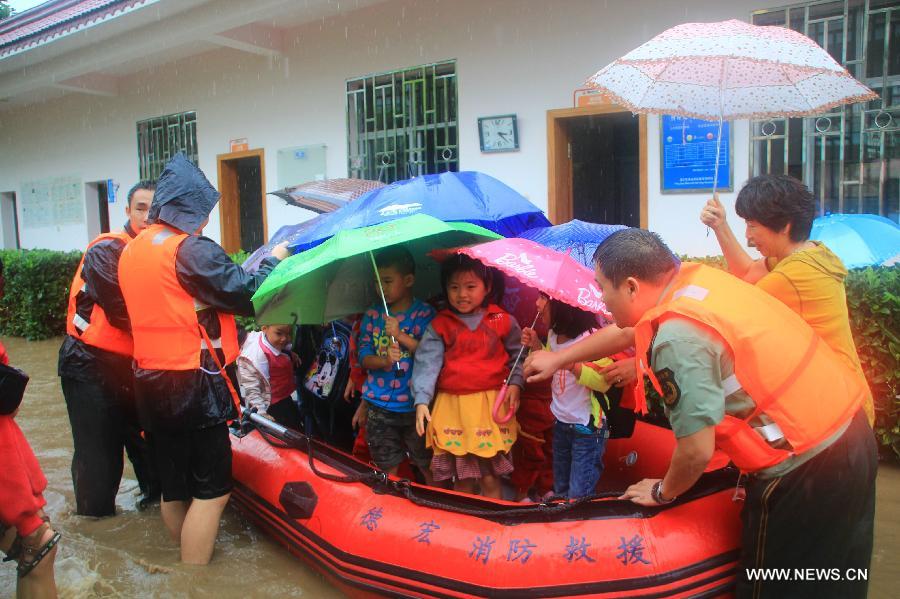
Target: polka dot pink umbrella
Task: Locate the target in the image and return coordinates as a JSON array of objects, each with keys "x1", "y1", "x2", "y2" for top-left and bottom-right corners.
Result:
[
  {"x1": 584, "y1": 19, "x2": 878, "y2": 197},
  {"x1": 450, "y1": 238, "x2": 611, "y2": 423}
]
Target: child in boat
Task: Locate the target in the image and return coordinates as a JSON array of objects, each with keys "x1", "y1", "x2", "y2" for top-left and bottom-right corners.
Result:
[
  {"x1": 413, "y1": 254, "x2": 523, "y2": 498},
  {"x1": 509, "y1": 378, "x2": 555, "y2": 503},
  {"x1": 521, "y1": 294, "x2": 612, "y2": 499},
  {"x1": 347, "y1": 315, "x2": 372, "y2": 461},
  {"x1": 356, "y1": 246, "x2": 436, "y2": 482},
  {"x1": 237, "y1": 323, "x2": 302, "y2": 428}
]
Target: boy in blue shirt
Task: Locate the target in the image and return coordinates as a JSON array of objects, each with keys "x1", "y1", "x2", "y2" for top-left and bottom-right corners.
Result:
[{"x1": 354, "y1": 246, "x2": 435, "y2": 483}]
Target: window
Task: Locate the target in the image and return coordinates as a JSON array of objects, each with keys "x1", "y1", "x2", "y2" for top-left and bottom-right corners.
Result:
[
  {"x1": 347, "y1": 61, "x2": 458, "y2": 183},
  {"x1": 136, "y1": 111, "x2": 199, "y2": 181},
  {"x1": 751, "y1": 1, "x2": 899, "y2": 222}
]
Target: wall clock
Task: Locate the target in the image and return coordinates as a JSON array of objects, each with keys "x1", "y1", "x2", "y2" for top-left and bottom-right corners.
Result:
[{"x1": 478, "y1": 114, "x2": 519, "y2": 153}]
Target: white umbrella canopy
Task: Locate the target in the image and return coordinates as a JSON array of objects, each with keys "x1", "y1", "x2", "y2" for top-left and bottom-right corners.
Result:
[{"x1": 585, "y1": 19, "x2": 878, "y2": 122}]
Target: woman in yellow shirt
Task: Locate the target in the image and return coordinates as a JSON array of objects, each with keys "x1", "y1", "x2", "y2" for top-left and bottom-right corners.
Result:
[{"x1": 701, "y1": 174, "x2": 874, "y2": 425}]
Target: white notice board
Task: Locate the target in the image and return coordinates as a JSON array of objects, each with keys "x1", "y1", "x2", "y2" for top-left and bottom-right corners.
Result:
[{"x1": 20, "y1": 176, "x2": 84, "y2": 228}]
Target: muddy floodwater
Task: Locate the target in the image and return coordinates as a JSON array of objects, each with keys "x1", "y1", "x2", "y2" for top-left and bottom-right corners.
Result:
[
  {"x1": 1, "y1": 336, "x2": 341, "y2": 598},
  {"x1": 1, "y1": 335, "x2": 898, "y2": 598}
]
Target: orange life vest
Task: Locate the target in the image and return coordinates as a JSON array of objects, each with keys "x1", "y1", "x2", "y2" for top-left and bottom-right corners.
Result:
[
  {"x1": 118, "y1": 223, "x2": 239, "y2": 371},
  {"x1": 633, "y1": 262, "x2": 865, "y2": 473},
  {"x1": 65, "y1": 230, "x2": 134, "y2": 356}
]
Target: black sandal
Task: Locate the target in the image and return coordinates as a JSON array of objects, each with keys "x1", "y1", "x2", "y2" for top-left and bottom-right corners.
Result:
[
  {"x1": 16, "y1": 524, "x2": 60, "y2": 578},
  {"x1": 2, "y1": 535, "x2": 22, "y2": 563}
]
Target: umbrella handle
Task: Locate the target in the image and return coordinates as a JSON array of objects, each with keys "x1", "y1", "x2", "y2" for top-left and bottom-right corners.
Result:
[
  {"x1": 492, "y1": 383, "x2": 514, "y2": 424},
  {"x1": 492, "y1": 309, "x2": 541, "y2": 424},
  {"x1": 369, "y1": 250, "x2": 404, "y2": 375},
  {"x1": 390, "y1": 338, "x2": 403, "y2": 377}
]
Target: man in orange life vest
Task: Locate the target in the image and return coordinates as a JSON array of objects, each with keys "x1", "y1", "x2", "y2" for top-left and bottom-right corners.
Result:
[
  {"x1": 118, "y1": 154, "x2": 288, "y2": 565},
  {"x1": 58, "y1": 181, "x2": 160, "y2": 517},
  {"x1": 529, "y1": 229, "x2": 877, "y2": 599}
]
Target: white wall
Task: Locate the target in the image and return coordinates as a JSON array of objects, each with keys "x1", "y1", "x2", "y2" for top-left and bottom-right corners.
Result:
[
  {"x1": 0, "y1": 0, "x2": 786, "y2": 255},
  {"x1": 646, "y1": 116, "x2": 762, "y2": 257}
]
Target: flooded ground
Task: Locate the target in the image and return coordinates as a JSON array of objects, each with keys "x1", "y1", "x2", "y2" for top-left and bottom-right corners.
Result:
[
  {"x1": 1, "y1": 335, "x2": 898, "y2": 598},
  {"x1": 1, "y1": 336, "x2": 341, "y2": 598}
]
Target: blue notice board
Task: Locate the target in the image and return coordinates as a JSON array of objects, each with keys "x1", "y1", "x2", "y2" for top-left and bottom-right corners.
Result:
[{"x1": 660, "y1": 115, "x2": 732, "y2": 193}]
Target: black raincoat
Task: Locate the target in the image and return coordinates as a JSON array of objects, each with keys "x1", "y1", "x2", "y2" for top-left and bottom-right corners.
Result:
[
  {"x1": 132, "y1": 154, "x2": 280, "y2": 433},
  {"x1": 58, "y1": 221, "x2": 158, "y2": 516},
  {"x1": 58, "y1": 220, "x2": 137, "y2": 387}
]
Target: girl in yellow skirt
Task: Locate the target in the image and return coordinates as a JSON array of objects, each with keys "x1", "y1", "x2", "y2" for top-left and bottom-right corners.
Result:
[{"x1": 413, "y1": 255, "x2": 522, "y2": 498}]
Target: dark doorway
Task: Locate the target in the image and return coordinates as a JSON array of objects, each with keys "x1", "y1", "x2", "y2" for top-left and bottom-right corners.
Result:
[
  {"x1": 217, "y1": 149, "x2": 267, "y2": 254},
  {"x1": 97, "y1": 181, "x2": 110, "y2": 234},
  {"x1": 236, "y1": 159, "x2": 264, "y2": 251},
  {"x1": 86, "y1": 180, "x2": 111, "y2": 237},
  {"x1": 569, "y1": 113, "x2": 640, "y2": 227}
]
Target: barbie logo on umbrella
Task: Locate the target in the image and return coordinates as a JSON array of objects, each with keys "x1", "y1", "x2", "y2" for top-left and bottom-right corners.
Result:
[
  {"x1": 577, "y1": 283, "x2": 606, "y2": 313},
  {"x1": 493, "y1": 252, "x2": 538, "y2": 279}
]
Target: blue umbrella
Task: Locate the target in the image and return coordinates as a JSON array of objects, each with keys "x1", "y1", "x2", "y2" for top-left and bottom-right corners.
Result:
[
  {"x1": 287, "y1": 171, "x2": 551, "y2": 252},
  {"x1": 242, "y1": 216, "x2": 326, "y2": 273},
  {"x1": 518, "y1": 220, "x2": 628, "y2": 268},
  {"x1": 810, "y1": 213, "x2": 900, "y2": 269}
]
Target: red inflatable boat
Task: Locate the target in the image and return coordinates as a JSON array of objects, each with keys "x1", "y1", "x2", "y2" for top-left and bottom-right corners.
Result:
[{"x1": 230, "y1": 413, "x2": 741, "y2": 598}]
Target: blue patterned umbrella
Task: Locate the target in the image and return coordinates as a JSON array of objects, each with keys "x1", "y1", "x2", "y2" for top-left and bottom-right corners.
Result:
[
  {"x1": 286, "y1": 171, "x2": 551, "y2": 253},
  {"x1": 518, "y1": 220, "x2": 628, "y2": 268},
  {"x1": 811, "y1": 213, "x2": 900, "y2": 269},
  {"x1": 241, "y1": 216, "x2": 325, "y2": 273}
]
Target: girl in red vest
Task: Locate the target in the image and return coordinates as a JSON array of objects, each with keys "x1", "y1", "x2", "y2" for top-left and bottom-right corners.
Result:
[
  {"x1": 237, "y1": 324, "x2": 302, "y2": 429},
  {"x1": 413, "y1": 255, "x2": 524, "y2": 498}
]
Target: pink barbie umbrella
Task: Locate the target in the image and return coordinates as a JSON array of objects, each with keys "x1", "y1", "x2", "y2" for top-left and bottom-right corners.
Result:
[
  {"x1": 446, "y1": 238, "x2": 610, "y2": 423},
  {"x1": 459, "y1": 238, "x2": 610, "y2": 317}
]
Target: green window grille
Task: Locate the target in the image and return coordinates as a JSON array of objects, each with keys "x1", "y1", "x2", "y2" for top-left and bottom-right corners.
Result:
[
  {"x1": 136, "y1": 111, "x2": 199, "y2": 181},
  {"x1": 346, "y1": 60, "x2": 458, "y2": 184},
  {"x1": 751, "y1": 1, "x2": 899, "y2": 222}
]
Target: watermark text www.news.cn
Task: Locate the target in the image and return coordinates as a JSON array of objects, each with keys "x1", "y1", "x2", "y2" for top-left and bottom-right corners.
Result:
[{"x1": 745, "y1": 568, "x2": 868, "y2": 582}]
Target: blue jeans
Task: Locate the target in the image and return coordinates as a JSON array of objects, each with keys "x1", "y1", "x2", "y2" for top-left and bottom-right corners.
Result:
[{"x1": 553, "y1": 419, "x2": 608, "y2": 499}]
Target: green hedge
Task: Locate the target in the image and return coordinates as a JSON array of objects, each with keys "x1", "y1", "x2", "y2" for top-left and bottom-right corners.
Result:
[
  {"x1": 0, "y1": 248, "x2": 897, "y2": 459},
  {"x1": 846, "y1": 266, "x2": 900, "y2": 459},
  {"x1": 0, "y1": 249, "x2": 257, "y2": 340},
  {"x1": 229, "y1": 250, "x2": 258, "y2": 333},
  {"x1": 0, "y1": 249, "x2": 82, "y2": 340}
]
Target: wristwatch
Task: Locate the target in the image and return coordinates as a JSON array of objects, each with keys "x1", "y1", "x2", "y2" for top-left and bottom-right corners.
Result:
[{"x1": 651, "y1": 480, "x2": 675, "y2": 504}]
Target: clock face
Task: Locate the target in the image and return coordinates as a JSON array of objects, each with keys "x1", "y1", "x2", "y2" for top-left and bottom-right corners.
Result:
[{"x1": 480, "y1": 116, "x2": 518, "y2": 152}]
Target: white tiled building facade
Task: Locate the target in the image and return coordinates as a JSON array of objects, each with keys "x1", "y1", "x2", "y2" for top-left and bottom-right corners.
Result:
[{"x1": 1, "y1": 0, "x2": 896, "y2": 256}]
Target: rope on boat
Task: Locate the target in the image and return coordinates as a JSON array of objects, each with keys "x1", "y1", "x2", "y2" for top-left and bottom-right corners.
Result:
[
  {"x1": 393, "y1": 479, "x2": 623, "y2": 519},
  {"x1": 244, "y1": 410, "x2": 623, "y2": 518}
]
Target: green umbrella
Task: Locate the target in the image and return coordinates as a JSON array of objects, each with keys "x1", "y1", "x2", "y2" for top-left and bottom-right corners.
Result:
[{"x1": 252, "y1": 213, "x2": 501, "y2": 325}]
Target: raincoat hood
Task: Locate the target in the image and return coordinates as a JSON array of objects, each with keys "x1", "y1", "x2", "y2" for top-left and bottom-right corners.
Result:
[{"x1": 149, "y1": 153, "x2": 220, "y2": 234}]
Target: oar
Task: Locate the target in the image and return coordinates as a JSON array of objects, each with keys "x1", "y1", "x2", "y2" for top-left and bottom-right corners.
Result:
[
  {"x1": 368, "y1": 251, "x2": 403, "y2": 376},
  {"x1": 492, "y1": 308, "x2": 543, "y2": 424}
]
